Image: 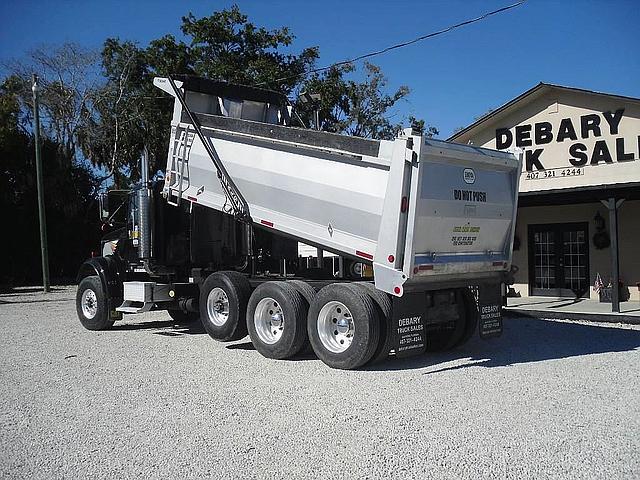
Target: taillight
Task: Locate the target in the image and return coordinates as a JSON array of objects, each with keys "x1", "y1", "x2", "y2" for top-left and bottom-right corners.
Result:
[{"x1": 400, "y1": 196, "x2": 409, "y2": 213}]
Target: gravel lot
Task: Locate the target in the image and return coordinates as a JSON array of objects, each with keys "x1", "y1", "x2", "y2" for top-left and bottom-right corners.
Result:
[{"x1": 1, "y1": 285, "x2": 639, "y2": 479}]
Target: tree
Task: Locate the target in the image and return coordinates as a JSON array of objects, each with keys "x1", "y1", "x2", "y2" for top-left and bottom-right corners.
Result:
[
  {"x1": 80, "y1": 5, "x2": 319, "y2": 185},
  {"x1": 408, "y1": 116, "x2": 439, "y2": 138},
  {"x1": 181, "y1": 5, "x2": 318, "y2": 94},
  {"x1": 296, "y1": 62, "x2": 437, "y2": 140},
  {"x1": 78, "y1": 39, "x2": 165, "y2": 186},
  {"x1": 0, "y1": 79, "x2": 100, "y2": 288},
  {"x1": 2, "y1": 43, "x2": 101, "y2": 166}
]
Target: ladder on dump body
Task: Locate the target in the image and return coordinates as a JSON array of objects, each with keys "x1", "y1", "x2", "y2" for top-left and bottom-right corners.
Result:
[
  {"x1": 166, "y1": 125, "x2": 195, "y2": 206},
  {"x1": 166, "y1": 76, "x2": 251, "y2": 222}
]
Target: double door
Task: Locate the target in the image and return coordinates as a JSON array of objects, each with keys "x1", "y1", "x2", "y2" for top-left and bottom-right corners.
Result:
[{"x1": 528, "y1": 222, "x2": 589, "y2": 297}]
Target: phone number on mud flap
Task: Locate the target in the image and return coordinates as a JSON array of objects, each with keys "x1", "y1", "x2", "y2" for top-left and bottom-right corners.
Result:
[{"x1": 525, "y1": 167, "x2": 584, "y2": 180}]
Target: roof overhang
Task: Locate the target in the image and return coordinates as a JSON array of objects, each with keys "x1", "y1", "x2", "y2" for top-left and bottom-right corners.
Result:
[{"x1": 448, "y1": 83, "x2": 640, "y2": 143}]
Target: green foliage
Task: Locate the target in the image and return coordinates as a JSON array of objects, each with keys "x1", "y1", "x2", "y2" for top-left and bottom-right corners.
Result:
[
  {"x1": 78, "y1": 39, "x2": 171, "y2": 186},
  {"x1": 0, "y1": 81, "x2": 100, "y2": 286},
  {"x1": 3, "y1": 44, "x2": 100, "y2": 165},
  {"x1": 296, "y1": 62, "x2": 435, "y2": 140},
  {"x1": 82, "y1": 5, "x2": 319, "y2": 185},
  {"x1": 181, "y1": 5, "x2": 318, "y2": 93},
  {"x1": 0, "y1": 4, "x2": 440, "y2": 285},
  {"x1": 408, "y1": 116, "x2": 439, "y2": 138}
]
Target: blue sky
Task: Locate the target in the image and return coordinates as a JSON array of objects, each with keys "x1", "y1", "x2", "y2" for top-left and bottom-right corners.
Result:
[{"x1": 1, "y1": 0, "x2": 638, "y2": 138}]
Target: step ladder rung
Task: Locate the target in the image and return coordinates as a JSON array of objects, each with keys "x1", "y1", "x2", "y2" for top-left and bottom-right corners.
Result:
[{"x1": 165, "y1": 126, "x2": 194, "y2": 206}]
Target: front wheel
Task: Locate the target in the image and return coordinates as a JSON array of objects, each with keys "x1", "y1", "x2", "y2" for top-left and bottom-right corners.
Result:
[{"x1": 76, "y1": 276, "x2": 114, "y2": 331}]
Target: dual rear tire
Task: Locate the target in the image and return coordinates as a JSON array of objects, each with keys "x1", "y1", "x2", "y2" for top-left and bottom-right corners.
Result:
[
  {"x1": 199, "y1": 273, "x2": 475, "y2": 370},
  {"x1": 247, "y1": 281, "x2": 385, "y2": 369},
  {"x1": 307, "y1": 283, "x2": 381, "y2": 370},
  {"x1": 425, "y1": 288, "x2": 478, "y2": 352},
  {"x1": 246, "y1": 282, "x2": 308, "y2": 360},
  {"x1": 199, "y1": 273, "x2": 385, "y2": 370}
]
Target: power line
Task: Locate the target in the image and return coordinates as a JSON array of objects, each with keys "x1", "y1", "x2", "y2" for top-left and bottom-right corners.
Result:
[{"x1": 254, "y1": 0, "x2": 526, "y2": 87}]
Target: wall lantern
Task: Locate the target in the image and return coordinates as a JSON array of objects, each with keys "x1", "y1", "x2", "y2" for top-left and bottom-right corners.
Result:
[
  {"x1": 594, "y1": 211, "x2": 605, "y2": 231},
  {"x1": 593, "y1": 211, "x2": 610, "y2": 249}
]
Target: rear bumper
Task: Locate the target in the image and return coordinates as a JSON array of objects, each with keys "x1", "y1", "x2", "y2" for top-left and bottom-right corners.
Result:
[{"x1": 402, "y1": 271, "x2": 506, "y2": 292}]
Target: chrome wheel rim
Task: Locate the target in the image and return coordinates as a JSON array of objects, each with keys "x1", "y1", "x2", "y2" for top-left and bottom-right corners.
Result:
[
  {"x1": 207, "y1": 288, "x2": 229, "y2": 326},
  {"x1": 317, "y1": 301, "x2": 354, "y2": 353},
  {"x1": 254, "y1": 297, "x2": 284, "y2": 345},
  {"x1": 81, "y1": 289, "x2": 98, "y2": 319}
]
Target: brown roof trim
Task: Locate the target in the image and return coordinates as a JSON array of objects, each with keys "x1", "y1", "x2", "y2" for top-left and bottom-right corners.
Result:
[{"x1": 448, "y1": 83, "x2": 640, "y2": 142}]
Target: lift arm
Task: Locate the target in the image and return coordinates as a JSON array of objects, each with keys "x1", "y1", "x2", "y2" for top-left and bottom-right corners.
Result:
[{"x1": 166, "y1": 76, "x2": 251, "y2": 223}]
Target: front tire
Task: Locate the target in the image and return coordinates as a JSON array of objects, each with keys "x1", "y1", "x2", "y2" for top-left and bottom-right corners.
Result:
[
  {"x1": 76, "y1": 276, "x2": 114, "y2": 331},
  {"x1": 200, "y1": 271, "x2": 251, "y2": 341},
  {"x1": 308, "y1": 283, "x2": 380, "y2": 370}
]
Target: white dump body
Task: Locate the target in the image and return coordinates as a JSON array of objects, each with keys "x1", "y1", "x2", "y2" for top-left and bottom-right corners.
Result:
[{"x1": 156, "y1": 77, "x2": 521, "y2": 296}]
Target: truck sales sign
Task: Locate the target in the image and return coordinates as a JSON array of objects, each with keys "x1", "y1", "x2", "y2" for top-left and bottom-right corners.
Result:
[
  {"x1": 453, "y1": 87, "x2": 640, "y2": 194},
  {"x1": 495, "y1": 107, "x2": 639, "y2": 192}
]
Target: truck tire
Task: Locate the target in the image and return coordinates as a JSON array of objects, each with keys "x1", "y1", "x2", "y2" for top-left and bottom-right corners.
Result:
[
  {"x1": 247, "y1": 282, "x2": 308, "y2": 359},
  {"x1": 453, "y1": 288, "x2": 478, "y2": 348},
  {"x1": 288, "y1": 280, "x2": 317, "y2": 306},
  {"x1": 288, "y1": 280, "x2": 317, "y2": 354},
  {"x1": 76, "y1": 276, "x2": 115, "y2": 331},
  {"x1": 200, "y1": 271, "x2": 251, "y2": 341},
  {"x1": 425, "y1": 289, "x2": 468, "y2": 352},
  {"x1": 308, "y1": 283, "x2": 380, "y2": 370},
  {"x1": 353, "y1": 282, "x2": 392, "y2": 364}
]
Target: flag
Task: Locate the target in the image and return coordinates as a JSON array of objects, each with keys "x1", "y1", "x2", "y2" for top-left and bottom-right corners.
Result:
[{"x1": 594, "y1": 273, "x2": 604, "y2": 294}]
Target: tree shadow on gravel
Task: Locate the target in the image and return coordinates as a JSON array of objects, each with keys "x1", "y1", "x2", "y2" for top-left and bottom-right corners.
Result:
[
  {"x1": 0, "y1": 286, "x2": 65, "y2": 295},
  {"x1": 0, "y1": 298, "x2": 72, "y2": 305},
  {"x1": 366, "y1": 316, "x2": 640, "y2": 373}
]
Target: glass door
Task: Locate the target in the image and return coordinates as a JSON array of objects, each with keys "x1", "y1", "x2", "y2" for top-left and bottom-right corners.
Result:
[{"x1": 528, "y1": 223, "x2": 589, "y2": 297}]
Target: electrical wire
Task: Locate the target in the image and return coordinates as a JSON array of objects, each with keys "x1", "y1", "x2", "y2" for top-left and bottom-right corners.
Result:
[{"x1": 254, "y1": 1, "x2": 526, "y2": 87}]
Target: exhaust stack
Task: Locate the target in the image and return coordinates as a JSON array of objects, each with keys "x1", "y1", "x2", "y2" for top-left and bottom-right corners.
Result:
[{"x1": 138, "y1": 148, "x2": 152, "y2": 263}]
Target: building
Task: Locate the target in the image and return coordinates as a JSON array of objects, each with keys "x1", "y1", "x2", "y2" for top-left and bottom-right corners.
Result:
[{"x1": 449, "y1": 83, "x2": 640, "y2": 310}]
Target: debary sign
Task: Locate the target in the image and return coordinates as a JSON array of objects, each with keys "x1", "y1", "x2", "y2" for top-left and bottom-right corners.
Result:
[{"x1": 495, "y1": 108, "x2": 638, "y2": 172}]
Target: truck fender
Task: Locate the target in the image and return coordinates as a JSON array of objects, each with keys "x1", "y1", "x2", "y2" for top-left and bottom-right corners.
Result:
[{"x1": 76, "y1": 256, "x2": 125, "y2": 310}]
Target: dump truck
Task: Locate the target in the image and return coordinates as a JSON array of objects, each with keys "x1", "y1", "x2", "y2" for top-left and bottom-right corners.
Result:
[{"x1": 76, "y1": 75, "x2": 521, "y2": 370}]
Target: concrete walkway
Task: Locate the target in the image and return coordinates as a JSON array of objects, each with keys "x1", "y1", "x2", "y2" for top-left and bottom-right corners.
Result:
[{"x1": 506, "y1": 295, "x2": 640, "y2": 324}]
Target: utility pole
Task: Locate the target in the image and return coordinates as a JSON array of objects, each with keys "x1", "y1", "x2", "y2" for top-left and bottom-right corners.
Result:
[{"x1": 32, "y1": 74, "x2": 50, "y2": 292}]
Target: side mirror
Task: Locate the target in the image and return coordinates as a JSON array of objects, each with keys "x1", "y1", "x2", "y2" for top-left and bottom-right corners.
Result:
[{"x1": 98, "y1": 192, "x2": 109, "y2": 222}]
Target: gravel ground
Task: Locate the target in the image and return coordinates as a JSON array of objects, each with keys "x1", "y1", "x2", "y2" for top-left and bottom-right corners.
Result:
[{"x1": 1, "y1": 285, "x2": 639, "y2": 479}]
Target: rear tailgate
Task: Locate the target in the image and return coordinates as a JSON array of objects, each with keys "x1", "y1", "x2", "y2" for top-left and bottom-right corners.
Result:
[{"x1": 405, "y1": 139, "x2": 520, "y2": 281}]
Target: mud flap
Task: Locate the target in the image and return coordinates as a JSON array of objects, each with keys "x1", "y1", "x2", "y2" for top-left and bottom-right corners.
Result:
[
  {"x1": 390, "y1": 292, "x2": 427, "y2": 358},
  {"x1": 477, "y1": 284, "x2": 503, "y2": 338}
]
